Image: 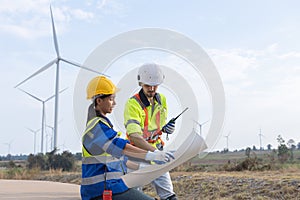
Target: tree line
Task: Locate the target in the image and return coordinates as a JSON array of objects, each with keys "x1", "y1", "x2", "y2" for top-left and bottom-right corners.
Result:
[{"x1": 1, "y1": 149, "x2": 82, "y2": 172}]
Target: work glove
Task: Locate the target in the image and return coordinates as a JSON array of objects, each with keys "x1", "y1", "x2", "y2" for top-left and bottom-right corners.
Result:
[
  {"x1": 145, "y1": 150, "x2": 175, "y2": 164},
  {"x1": 162, "y1": 120, "x2": 175, "y2": 135}
]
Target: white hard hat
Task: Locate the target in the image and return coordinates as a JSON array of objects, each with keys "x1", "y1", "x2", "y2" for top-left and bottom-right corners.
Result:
[{"x1": 137, "y1": 63, "x2": 165, "y2": 86}]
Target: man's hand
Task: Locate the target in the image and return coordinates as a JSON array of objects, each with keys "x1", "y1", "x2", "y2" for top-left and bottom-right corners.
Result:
[
  {"x1": 162, "y1": 120, "x2": 175, "y2": 135},
  {"x1": 145, "y1": 150, "x2": 175, "y2": 164}
]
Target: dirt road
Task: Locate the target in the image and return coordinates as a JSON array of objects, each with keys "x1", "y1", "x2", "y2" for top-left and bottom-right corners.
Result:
[{"x1": 0, "y1": 179, "x2": 80, "y2": 200}]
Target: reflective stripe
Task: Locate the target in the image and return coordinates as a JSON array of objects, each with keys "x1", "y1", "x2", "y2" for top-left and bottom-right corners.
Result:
[
  {"x1": 82, "y1": 155, "x2": 119, "y2": 164},
  {"x1": 102, "y1": 139, "x2": 113, "y2": 151},
  {"x1": 125, "y1": 119, "x2": 140, "y2": 128},
  {"x1": 132, "y1": 95, "x2": 145, "y2": 109},
  {"x1": 83, "y1": 116, "x2": 118, "y2": 156},
  {"x1": 132, "y1": 93, "x2": 163, "y2": 144},
  {"x1": 82, "y1": 117, "x2": 102, "y2": 142},
  {"x1": 81, "y1": 171, "x2": 124, "y2": 185},
  {"x1": 85, "y1": 117, "x2": 112, "y2": 135},
  {"x1": 85, "y1": 117, "x2": 102, "y2": 133}
]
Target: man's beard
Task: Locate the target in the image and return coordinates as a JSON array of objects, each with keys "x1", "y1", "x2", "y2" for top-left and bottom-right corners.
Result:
[{"x1": 145, "y1": 91, "x2": 155, "y2": 98}]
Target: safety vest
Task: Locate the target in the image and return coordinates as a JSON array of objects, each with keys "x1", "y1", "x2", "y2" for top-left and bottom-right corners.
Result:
[
  {"x1": 125, "y1": 91, "x2": 167, "y2": 150},
  {"x1": 81, "y1": 116, "x2": 128, "y2": 200}
]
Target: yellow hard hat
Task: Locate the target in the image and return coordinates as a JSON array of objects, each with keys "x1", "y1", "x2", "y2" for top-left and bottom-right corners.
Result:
[{"x1": 86, "y1": 76, "x2": 117, "y2": 99}]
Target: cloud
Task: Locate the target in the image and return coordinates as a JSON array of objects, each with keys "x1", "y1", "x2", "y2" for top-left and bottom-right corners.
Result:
[
  {"x1": 208, "y1": 48, "x2": 258, "y2": 85},
  {"x1": 0, "y1": 1, "x2": 95, "y2": 39},
  {"x1": 97, "y1": 0, "x2": 109, "y2": 9},
  {"x1": 208, "y1": 44, "x2": 300, "y2": 95},
  {"x1": 266, "y1": 43, "x2": 279, "y2": 53},
  {"x1": 0, "y1": 1, "x2": 127, "y2": 39},
  {"x1": 279, "y1": 51, "x2": 300, "y2": 59},
  {"x1": 207, "y1": 44, "x2": 300, "y2": 150},
  {"x1": 96, "y1": 0, "x2": 127, "y2": 16},
  {"x1": 0, "y1": 17, "x2": 50, "y2": 39},
  {"x1": 0, "y1": 0, "x2": 49, "y2": 13},
  {"x1": 0, "y1": 0, "x2": 50, "y2": 38},
  {"x1": 69, "y1": 8, "x2": 94, "y2": 21}
]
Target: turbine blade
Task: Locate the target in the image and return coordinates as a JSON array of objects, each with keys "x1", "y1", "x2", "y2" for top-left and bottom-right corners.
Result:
[
  {"x1": 15, "y1": 58, "x2": 57, "y2": 88},
  {"x1": 193, "y1": 120, "x2": 201, "y2": 126},
  {"x1": 201, "y1": 120, "x2": 210, "y2": 125},
  {"x1": 46, "y1": 125, "x2": 53, "y2": 129},
  {"x1": 50, "y1": 5, "x2": 60, "y2": 57},
  {"x1": 60, "y1": 58, "x2": 109, "y2": 77},
  {"x1": 45, "y1": 87, "x2": 68, "y2": 102},
  {"x1": 18, "y1": 88, "x2": 43, "y2": 102},
  {"x1": 26, "y1": 127, "x2": 35, "y2": 133}
]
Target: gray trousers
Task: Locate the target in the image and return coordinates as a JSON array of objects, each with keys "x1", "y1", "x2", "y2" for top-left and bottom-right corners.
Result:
[{"x1": 152, "y1": 172, "x2": 175, "y2": 199}]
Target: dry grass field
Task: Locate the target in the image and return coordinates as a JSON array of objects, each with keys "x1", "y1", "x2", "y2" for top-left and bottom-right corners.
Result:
[{"x1": 147, "y1": 168, "x2": 300, "y2": 199}]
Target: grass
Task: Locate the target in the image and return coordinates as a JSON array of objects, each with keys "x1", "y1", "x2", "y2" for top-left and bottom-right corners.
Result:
[
  {"x1": 163, "y1": 169, "x2": 300, "y2": 199},
  {"x1": 0, "y1": 167, "x2": 40, "y2": 179},
  {"x1": 1, "y1": 150, "x2": 300, "y2": 199},
  {"x1": 0, "y1": 166, "x2": 81, "y2": 184},
  {"x1": 142, "y1": 150, "x2": 300, "y2": 199}
]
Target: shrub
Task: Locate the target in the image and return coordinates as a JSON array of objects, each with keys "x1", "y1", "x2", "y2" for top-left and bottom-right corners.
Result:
[{"x1": 27, "y1": 150, "x2": 75, "y2": 171}]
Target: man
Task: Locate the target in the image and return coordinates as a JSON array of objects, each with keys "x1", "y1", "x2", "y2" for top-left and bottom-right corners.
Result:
[
  {"x1": 81, "y1": 76, "x2": 175, "y2": 200},
  {"x1": 124, "y1": 63, "x2": 178, "y2": 200}
]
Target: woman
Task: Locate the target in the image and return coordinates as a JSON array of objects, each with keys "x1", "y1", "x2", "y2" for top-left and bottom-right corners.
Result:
[{"x1": 81, "y1": 76, "x2": 174, "y2": 200}]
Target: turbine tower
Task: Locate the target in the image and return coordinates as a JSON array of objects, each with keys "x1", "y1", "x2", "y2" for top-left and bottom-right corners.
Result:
[
  {"x1": 18, "y1": 88, "x2": 67, "y2": 153},
  {"x1": 14, "y1": 6, "x2": 106, "y2": 151}
]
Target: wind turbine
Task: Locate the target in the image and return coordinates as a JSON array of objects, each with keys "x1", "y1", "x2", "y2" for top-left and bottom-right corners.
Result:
[
  {"x1": 27, "y1": 128, "x2": 40, "y2": 154},
  {"x1": 46, "y1": 118, "x2": 63, "y2": 151},
  {"x1": 258, "y1": 128, "x2": 265, "y2": 150},
  {"x1": 4, "y1": 140, "x2": 13, "y2": 156},
  {"x1": 224, "y1": 131, "x2": 231, "y2": 151},
  {"x1": 194, "y1": 119, "x2": 210, "y2": 136},
  {"x1": 18, "y1": 87, "x2": 67, "y2": 153},
  {"x1": 14, "y1": 6, "x2": 106, "y2": 152}
]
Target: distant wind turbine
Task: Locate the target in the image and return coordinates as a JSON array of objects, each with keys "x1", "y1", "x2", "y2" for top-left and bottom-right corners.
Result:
[
  {"x1": 4, "y1": 140, "x2": 13, "y2": 156},
  {"x1": 27, "y1": 128, "x2": 40, "y2": 154},
  {"x1": 14, "y1": 6, "x2": 107, "y2": 152},
  {"x1": 18, "y1": 87, "x2": 67, "y2": 153},
  {"x1": 258, "y1": 128, "x2": 265, "y2": 150},
  {"x1": 224, "y1": 131, "x2": 231, "y2": 151},
  {"x1": 46, "y1": 119, "x2": 62, "y2": 152},
  {"x1": 193, "y1": 119, "x2": 210, "y2": 136}
]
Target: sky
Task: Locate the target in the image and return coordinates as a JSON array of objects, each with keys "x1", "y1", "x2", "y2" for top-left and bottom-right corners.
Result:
[{"x1": 1, "y1": 0, "x2": 300, "y2": 156}]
